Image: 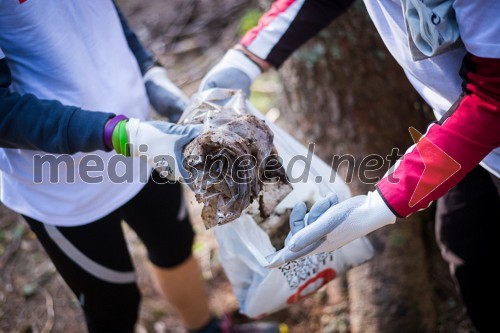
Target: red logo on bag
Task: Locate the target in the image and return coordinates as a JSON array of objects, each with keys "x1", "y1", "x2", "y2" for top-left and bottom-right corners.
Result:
[
  {"x1": 286, "y1": 268, "x2": 336, "y2": 304},
  {"x1": 19, "y1": 0, "x2": 28, "y2": 3}
]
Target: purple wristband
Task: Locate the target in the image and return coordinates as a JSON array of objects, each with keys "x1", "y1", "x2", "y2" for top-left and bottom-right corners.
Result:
[{"x1": 104, "y1": 115, "x2": 128, "y2": 150}]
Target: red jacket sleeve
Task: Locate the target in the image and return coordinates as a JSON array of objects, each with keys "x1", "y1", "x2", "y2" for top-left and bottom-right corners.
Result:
[{"x1": 377, "y1": 54, "x2": 500, "y2": 217}]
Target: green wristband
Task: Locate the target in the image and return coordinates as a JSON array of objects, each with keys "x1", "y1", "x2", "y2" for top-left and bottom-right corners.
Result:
[
  {"x1": 118, "y1": 121, "x2": 130, "y2": 157},
  {"x1": 111, "y1": 120, "x2": 130, "y2": 156}
]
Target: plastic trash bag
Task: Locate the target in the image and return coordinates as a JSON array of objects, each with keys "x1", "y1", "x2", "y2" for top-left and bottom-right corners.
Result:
[
  {"x1": 215, "y1": 215, "x2": 374, "y2": 318},
  {"x1": 183, "y1": 88, "x2": 374, "y2": 318}
]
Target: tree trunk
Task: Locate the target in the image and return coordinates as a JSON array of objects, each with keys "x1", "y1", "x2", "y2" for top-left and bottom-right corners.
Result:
[{"x1": 272, "y1": 2, "x2": 436, "y2": 332}]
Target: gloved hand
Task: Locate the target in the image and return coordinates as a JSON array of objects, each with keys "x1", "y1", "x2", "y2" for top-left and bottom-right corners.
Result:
[
  {"x1": 144, "y1": 66, "x2": 188, "y2": 123},
  {"x1": 266, "y1": 191, "x2": 396, "y2": 268},
  {"x1": 199, "y1": 49, "x2": 262, "y2": 97},
  {"x1": 108, "y1": 116, "x2": 201, "y2": 182}
]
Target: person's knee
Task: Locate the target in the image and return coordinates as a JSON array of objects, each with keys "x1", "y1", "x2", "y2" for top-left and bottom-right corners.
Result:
[{"x1": 147, "y1": 219, "x2": 195, "y2": 268}]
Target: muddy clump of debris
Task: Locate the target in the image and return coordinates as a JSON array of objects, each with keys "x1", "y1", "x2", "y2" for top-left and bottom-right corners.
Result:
[{"x1": 180, "y1": 89, "x2": 292, "y2": 229}]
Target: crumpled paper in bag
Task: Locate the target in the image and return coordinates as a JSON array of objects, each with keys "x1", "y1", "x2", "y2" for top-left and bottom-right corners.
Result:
[{"x1": 180, "y1": 89, "x2": 292, "y2": 229}]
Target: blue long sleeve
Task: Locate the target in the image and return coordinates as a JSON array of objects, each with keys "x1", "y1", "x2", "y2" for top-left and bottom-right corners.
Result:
[
  {"x1": 115, "y1": 4, "x2": 157, "y2": 75},
  {"x1": 0, "y1": 58, "x2": 114, "y2": 154}
]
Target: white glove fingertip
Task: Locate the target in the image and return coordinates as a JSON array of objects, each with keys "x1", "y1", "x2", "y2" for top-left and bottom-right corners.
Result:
[
  {"x1": 307, "y1": 192, "x2": 339, "y2": 225},
  {"x1": 266, "y1": 238, "x2": 327, "y2": 268},
  {"x1": 289, "y1": 202, "x2": 307, "y2": 235}
]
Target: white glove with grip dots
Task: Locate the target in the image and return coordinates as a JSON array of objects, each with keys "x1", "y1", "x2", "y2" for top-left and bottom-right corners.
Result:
[
  {"x1": 199, "y1": 49, "x2": 262, "y2": 97},
  {"x1": 266, "y1": 191, "x2": 396, "y2": 268},
  {"x1": 144, "y1": 66, "x2": 188, "y2": 123},
  {"x1": 110, "y1": 117, "x2": 201, "y2": 182}
]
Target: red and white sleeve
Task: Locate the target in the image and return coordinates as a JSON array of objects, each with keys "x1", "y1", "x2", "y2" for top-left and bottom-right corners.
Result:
[
  {"x1": 241, "y1": 0, "x2": 354, "y2": 68},
  {"x1": 377, "y1": 54, "x2": 500, "y2": 217}
]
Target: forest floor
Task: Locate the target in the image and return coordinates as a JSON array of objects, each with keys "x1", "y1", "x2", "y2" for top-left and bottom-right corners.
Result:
[{"x1": 0, "y1": 0, "x2": 476, "y2": 332}]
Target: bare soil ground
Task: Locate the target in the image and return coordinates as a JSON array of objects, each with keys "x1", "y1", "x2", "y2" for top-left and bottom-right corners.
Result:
[{"x1": 0, "y1": 0, "x2": 475, "y2": 332}]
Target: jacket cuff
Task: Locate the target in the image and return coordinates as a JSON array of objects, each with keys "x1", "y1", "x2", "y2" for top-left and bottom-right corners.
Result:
[{"x1": 66, "y1": 109, "x2": 115, "y2": 153}]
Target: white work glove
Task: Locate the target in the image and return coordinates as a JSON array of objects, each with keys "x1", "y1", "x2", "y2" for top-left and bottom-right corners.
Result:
[
  {"x1": 199, "y1": 49, "x2": 262, "y2": 97},
  {"x1": 144, "y1": 66, "x2": 188, "y2": 123},
  {"x1": 266, "y1": 191, "x2": 396, "y2": 268},
  {"x1": 111, "y1": 117, "x2": 201, "y2": 182}
]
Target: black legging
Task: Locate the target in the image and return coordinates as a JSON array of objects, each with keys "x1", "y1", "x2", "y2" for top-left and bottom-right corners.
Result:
[
  {"x1": 435, "y1": 165, "x2": 499, "y2": 332},
  {"x1": 23, "y1": 173, "x2": 194, "y2": 333}
]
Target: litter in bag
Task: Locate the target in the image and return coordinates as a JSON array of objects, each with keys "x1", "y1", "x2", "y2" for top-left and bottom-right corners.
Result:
[{"x1": 180, "y1": 89, "x2": 292, "y2": 229}]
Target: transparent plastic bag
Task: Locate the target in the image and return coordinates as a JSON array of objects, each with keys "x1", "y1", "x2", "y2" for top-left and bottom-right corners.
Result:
[{"x1": 180, "y1": 89, "x2": 292, "y2": 229}]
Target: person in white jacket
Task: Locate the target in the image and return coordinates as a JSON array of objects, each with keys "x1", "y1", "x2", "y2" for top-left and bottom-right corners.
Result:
[
  {"x1": 200, "y1": 1, "x2": 500, "y2": 331},
  {"x1": 0, "y1": 2, "x2": 236, "y2": 332}
]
